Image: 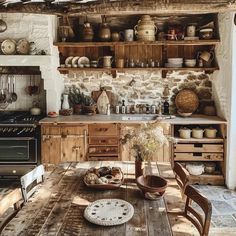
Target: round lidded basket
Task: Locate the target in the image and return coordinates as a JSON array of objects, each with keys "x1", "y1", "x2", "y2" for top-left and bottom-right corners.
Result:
[{"x1": 175, "y1": 89, "x2": 199, "y2": 113}]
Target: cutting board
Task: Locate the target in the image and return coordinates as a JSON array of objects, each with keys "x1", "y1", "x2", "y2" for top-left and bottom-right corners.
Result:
[
  {"x1": 96, "y1": 91, "x2": 110, "y2": 114},
  {"x1": 92, "y1": 91, "x2": 113, "y2": 104}
]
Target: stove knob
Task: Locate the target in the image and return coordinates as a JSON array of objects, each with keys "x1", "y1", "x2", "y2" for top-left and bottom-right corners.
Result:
[{"x1": 2, "y1": 128, "x2": 7, "y2": 133}]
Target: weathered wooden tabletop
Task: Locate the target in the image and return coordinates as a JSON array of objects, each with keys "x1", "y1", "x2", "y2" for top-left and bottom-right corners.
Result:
[{"x1": 2, "y1": 161, "x2": 172, "y2": 236}]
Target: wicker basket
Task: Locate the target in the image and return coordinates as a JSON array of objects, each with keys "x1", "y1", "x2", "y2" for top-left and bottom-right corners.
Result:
[
  {"x1": 82, "y1": 105, "x2": 96, "y2": 115},
  {"x1": 175, "y1": 89, "x2": 199, "y2": 113}
]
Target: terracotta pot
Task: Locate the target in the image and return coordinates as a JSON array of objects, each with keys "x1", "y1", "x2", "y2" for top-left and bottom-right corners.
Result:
[
  {"x1": 73, "y1": 104, "x2": 82, "y2": 114},
  {"x1": 135, "y1": 160, "x2": 145, "y2": 179}
]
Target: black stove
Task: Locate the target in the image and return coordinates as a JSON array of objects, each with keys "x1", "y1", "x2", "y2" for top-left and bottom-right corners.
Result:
[{"x1": 0, "y1": 111, "x2": 44, "y2": 177}]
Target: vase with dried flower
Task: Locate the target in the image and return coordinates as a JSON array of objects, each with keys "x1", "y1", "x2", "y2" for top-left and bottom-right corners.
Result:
[{"x1": 121, "y1": 122, "x2": 169, "y2": 179}]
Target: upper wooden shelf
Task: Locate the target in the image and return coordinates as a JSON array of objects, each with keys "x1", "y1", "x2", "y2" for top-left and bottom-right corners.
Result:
[{"x1": 54, "y1": 39, "x2": 220, "y2": 48}]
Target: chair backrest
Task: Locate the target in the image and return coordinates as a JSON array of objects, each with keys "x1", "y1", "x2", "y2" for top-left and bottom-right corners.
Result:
[
  {"x1": 173, "y1": 162, "x2": 189, "y2": 192},
  {"x1": 184, "y1": 185, "x2": 212, "y2": 236},
  {"x1": 20, "y1": 165, "x2": 45, "y2": 202}
]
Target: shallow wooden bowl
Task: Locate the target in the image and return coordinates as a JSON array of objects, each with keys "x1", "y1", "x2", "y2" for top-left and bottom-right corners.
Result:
[{"x1": 136, "y1": 175, "x2": 167, "y2": 196}]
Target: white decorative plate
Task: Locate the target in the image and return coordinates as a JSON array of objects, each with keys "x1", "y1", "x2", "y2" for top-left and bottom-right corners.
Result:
[
  {"x1": 71, "y1": 56, "x2": 80, "y2": 67},
  {"x1": 84, "y1": 199, "x2": 134, "y2": 226},
  {"x1": 1, "y1": 39, "x2": 16, "y2": 55},
  {"x1": 78, "y1": 56, "x2": 90, "y2": 66},
  {"x1": 65, "y1": 56, "x2": 74, "y2": 66},
  {"x1": 16, "y1": 39, "x2": 30, "y2": 55}
]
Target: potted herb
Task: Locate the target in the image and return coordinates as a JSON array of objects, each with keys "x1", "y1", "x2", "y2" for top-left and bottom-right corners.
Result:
[
  {"x1": 68, "y1": 86, "x2": 83, "y2": 114},
  {"x1": 121, "y1": 122, "x2": 169, "y2": 178}
]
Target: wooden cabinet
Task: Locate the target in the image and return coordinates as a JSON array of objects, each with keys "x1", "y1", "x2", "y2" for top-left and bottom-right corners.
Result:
[
  {"x1": 41, "y1": 125, "x2": 88, "y2": 165},
  {"x1": 88, "y1": 124, "x2": 120, "y2": 160},
  {"x1": 171, "y1": 123, "x2": 227, "y2": 185}
]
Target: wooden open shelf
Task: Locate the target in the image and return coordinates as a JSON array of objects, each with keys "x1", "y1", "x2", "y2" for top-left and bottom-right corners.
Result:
[
  {"x1": 174, "y1": 157, "x2": 224, "y2": 162},
  {"x1": 54, "y1": 39, "x2": 220, "y2": 47},
  {"x1": 58, "y1": 66, "x2": 219, "y2": 74},
  {"x1": 174, "y1": 137, "x2": 224, "y2": 143}
]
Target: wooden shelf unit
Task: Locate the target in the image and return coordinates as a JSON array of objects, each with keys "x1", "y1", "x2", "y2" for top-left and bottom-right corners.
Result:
[{"x1": 172, "y1": 123, "x2": 227, "y2": 185}]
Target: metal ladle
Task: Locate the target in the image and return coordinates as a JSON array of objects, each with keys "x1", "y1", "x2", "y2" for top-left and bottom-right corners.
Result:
[
  {"x1": 12, "y1": 76, "x2": 17, "y2": 102},
  {"x1": 0, "y1": 76, "x2": 6, "y2": 103}
]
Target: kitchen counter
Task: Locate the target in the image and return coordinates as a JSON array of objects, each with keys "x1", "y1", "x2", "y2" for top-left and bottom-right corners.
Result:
[{"x1": 39, "y1": 114, "x2": 227, "y2": 125}]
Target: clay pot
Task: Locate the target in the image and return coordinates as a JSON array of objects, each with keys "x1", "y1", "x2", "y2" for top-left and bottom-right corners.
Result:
[{"x1": 82, "y1": 22, "x2": 94, "y2": 42}]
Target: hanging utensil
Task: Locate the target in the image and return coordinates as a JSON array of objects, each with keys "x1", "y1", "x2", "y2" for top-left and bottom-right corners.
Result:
[
  {"x1": 12, "y1": 75, "x2": 17, "y2": 102},
  {"x1": 0, "y1": 19, "x2": 7, "y2": 33},
  {"x1": 0, "y1": 76, "x2": 6, "y2": 103},
  {"x1": 6, "y1": 75, "x2": 12, "y2": 104}
]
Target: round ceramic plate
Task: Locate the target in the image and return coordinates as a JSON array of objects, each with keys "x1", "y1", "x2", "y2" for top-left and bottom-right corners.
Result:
[
  {"x1": 84, "y1": 199, "x2": 134, "y2": 226},
  {"x1": 1, "y1": 39, "x2": 16, "y2": 55},
  {"x1": 16, "y1": 39, "x2": 30, "y2": 55},
  {"x1": 71, "y1": 56, "x2": 80, "y2": 67},
  {"x1": 65, "y1": 56, "x2": 74, "y2": 66},
  {"x1": 78, "y1": 56, "x2": 90, "y2": 66}
]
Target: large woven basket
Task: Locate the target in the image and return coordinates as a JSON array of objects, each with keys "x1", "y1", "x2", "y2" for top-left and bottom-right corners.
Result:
[{"x1": 175, "y1": 89, "x2": 199, "y2": 113}]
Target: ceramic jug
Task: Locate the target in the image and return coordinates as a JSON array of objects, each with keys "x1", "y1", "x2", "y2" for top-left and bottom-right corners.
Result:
[
  {"x1": 100, "y1": 56, "x2": 113, "y2": 68},
  {"x1": 98, "y1": 21, "x2": 111, "y2": 42},
  {"x1": 62, "y1": 94, "x2": 70, "y2": 109},
  {"x1": 82, "y1": 22, "x2": 94, "y2": 42}
]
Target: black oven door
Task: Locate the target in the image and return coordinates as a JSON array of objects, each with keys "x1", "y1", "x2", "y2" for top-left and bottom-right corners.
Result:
[{"x1": 0, "y1": 137, "x2": 37, "y2": 164}]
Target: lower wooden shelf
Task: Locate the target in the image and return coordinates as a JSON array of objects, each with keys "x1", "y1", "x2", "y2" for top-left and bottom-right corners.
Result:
[{"x1": 188, "y1": 173, "x2": 224, "y2": 185}]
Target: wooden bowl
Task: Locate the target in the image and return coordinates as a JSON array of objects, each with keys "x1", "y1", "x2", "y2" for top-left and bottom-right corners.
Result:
[{"x1": 136, "y1": 175, "x2": 167, "y2": 199}]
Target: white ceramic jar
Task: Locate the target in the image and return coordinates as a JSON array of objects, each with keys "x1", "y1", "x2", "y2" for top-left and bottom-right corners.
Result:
[
  {"x1": 205, "y1": 127, "x2": 217, "y2": 138},
  {"x1": 178, "y1": 127, "x2": 191, "y2": 139},
  {"x1": 192, "y1": 127, "x2": 204, "y2": 139}
]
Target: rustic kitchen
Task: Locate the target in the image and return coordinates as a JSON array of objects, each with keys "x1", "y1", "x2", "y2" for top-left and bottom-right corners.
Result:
[{"x1": 0, "y1": 0, "x2": 236, "y2": 235}]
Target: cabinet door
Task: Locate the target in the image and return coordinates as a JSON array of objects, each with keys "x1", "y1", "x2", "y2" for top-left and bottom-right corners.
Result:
[
  {"x1": 41, "y1": 135, "x2": 61, "y2": 165},
  {"x1": 61, "y1": 136, "x2": 87, "y2": 162}
]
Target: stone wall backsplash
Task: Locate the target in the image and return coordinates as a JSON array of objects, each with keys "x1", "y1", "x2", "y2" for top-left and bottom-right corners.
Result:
[{"x1": 64, "y1": 70, "x2": 212, "y2": 113}]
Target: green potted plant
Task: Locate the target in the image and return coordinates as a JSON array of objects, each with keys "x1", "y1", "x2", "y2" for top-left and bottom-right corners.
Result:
[
  {"x1": 121, "y1": 122, "x2": 169, "y2": 178},
  {"x1": 68, "y1": 86, "x2": 83, "y2": 114}
]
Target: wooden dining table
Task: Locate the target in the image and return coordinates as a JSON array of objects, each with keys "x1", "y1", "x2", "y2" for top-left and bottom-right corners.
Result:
[{"x1": 2, "y1": 161, "x2": 172, "y2": 236}]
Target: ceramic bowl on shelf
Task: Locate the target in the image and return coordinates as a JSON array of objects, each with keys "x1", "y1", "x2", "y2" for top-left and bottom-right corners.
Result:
[
  {"x1": 186, "y1": 163, "x2": 205, "y2": 176},
  {"x1": 184, "y1": 59, "x2": 197, "y2": 67},
  {"x1": 199, "y1": 28, "x2": 214, "y2": 39}
]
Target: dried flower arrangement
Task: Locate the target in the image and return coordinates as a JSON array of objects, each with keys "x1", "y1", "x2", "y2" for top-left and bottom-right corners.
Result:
[{"x1": 121, "y1": 122, "x2": 169, "y2": 161}]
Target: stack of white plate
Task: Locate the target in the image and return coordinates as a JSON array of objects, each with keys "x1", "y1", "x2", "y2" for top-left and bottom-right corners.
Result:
[{"x1": 165, "y1": 58, "x2": 183, "y2": 68}]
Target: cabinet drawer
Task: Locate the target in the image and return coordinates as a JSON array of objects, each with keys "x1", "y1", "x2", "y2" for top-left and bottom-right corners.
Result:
[
  {"x1": 41, "y1": 126, "x2": 61, "y2": 135},
  {"x1": 174, "y1": 152, "x2": 223, "y2": 161},
  {"x1": 89, "y1": 137, "x2": 118, "y2": 145},
  {"x1": 174, "y1": 144, "x2": 223, "y2": 153},
  {"x1": 61, "y1": 125, "x2": 88, "y2": 135},
  {"x1": 88, "y1": 146, "x2": 119, "y2": 156},
  {"x1": 88, "y1": 156, "x2": 119, "y2": 161},
  {"x1": 89, "y1": 124, "x2": 118, "y2": 136}
]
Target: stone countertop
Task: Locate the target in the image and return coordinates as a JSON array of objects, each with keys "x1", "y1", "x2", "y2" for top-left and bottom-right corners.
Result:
[{"x1": 39, "y1": 114, "x2": 227, "y2": 125}]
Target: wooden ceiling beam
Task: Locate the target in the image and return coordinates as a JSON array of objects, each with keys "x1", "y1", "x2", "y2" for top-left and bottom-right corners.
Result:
[{"x1": 0, "y1": 0, "x2": 235, "y2": 15}]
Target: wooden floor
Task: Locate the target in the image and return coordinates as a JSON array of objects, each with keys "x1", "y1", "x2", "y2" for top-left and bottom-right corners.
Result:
[{"x1": 1, "y1": 161, "x2": 172, "y2": 236}]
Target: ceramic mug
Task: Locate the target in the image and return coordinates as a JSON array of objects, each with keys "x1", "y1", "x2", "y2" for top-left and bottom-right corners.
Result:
[
  {"x1": 198, "y1": 51, "x2": 214, "y2": 62},
  {"x1": 100, "y1": 56, "x2": 113, "y2": 68},
  {"x1": 124, "y1": 29, "x2": 134, "y2": 41},
  {"x1": 115, "y1": 58, "x2": 124, "y2": 68}
]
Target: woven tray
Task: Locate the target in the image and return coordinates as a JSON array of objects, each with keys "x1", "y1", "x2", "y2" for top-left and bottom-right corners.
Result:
[{"x1": 175, "y1": 89, "x2": 199, "y2": 113}]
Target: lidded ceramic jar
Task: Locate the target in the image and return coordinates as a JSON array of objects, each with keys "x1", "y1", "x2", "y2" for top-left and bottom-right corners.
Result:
[
  {"x1": 134, "y1": 15, "x2": 157, "y2": 41},
  {"x1": 205, "y1": 127, "x2": 217, "y2": 138},
  {"x1": 192, "y1": 127, "x2": 204, "y2": 139},
  {"x1": 178, "y1": 127, "x2": 191, "y2": 139},
  {"x1": 82, "y1": 22, "x2": 94, "y2": 42}
]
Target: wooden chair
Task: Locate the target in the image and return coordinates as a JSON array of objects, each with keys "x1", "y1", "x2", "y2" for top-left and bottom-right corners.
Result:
[
  {"x1": 20, "y1": 165, "x2": 45, "y2": 202},
  {"x1": 0, "y1": 188, "x2": 23, "y2": 234},
  {"x1": 173, "y1": 162, "x2": 189, "y2": 198},
  {"x1": 184, "y1": 185, "x2": 212, "y2": 236}
]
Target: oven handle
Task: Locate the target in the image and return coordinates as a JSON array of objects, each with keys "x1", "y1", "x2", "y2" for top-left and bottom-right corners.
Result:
[{"x1": 0, "y1": 137, "x2": 36, "y2": 141}]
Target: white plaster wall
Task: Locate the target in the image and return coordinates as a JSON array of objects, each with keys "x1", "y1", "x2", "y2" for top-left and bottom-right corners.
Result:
[
  {"x1": 212, "y1": 12, "x2": 236, "y2": 189},
  {"x1": 0, "y1": 13, "x2": 63, "y2": 113}
]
